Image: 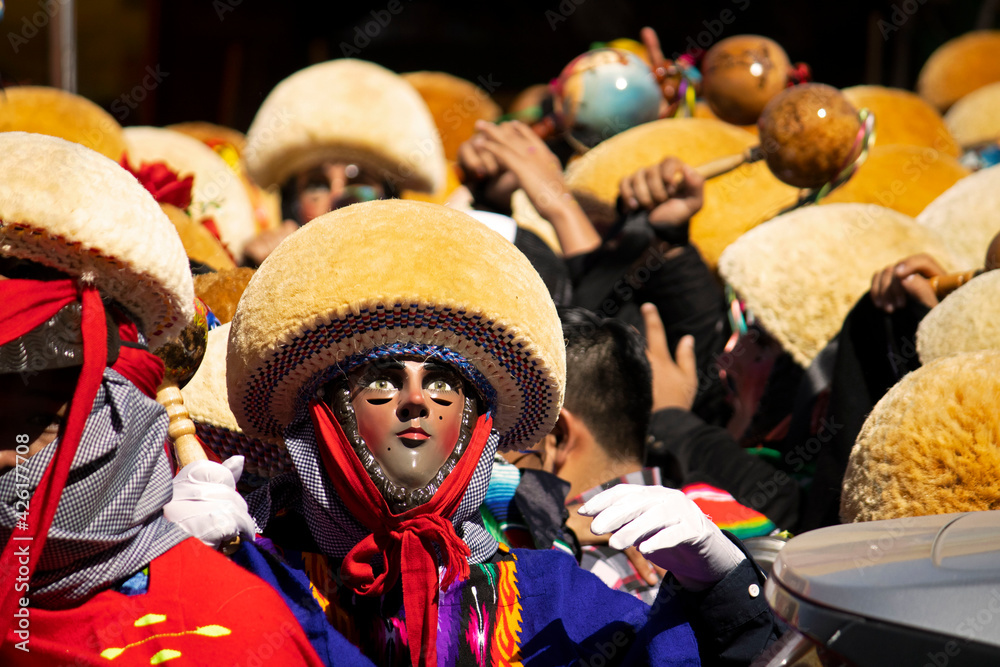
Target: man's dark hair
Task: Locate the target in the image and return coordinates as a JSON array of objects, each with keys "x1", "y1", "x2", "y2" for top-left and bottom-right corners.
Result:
[{"x1": 559, "y1": 306, "x2": 652, "y2": 463}]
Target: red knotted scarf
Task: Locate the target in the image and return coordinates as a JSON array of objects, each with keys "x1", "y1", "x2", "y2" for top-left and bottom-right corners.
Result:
[
  {"x1": 309, "y1": 399, "x2": 493, "y2": 667},
  {"x1": 0, "y1": 278, "x2": 165, "y2": 645}
]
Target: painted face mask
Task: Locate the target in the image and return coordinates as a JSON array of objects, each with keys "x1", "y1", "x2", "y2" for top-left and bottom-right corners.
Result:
[
  {"x1": 322, "y1": 356, "x2": 483, "y2": 513},
  {"x1": 228, "y1": 200, "x2": 567, "y2": 667}
]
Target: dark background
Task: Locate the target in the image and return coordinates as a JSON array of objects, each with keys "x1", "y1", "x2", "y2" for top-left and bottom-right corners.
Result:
[{"x1": 0, "y1": 0, "x2": 996, "y2": 130}]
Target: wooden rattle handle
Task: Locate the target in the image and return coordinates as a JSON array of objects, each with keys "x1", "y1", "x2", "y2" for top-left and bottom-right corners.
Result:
[
  {"x1": 156, "y1": 381, "x2": 242, "y2": 553},
  {"x1": 930, "y1": 269, "x2": 983, "y2": 299},
  {"x1": 695, "y1": 146, "x2": 765, "y2": 180},
  {"x1": 670, "y1": 146, "x2": 766, "y2": 185},
  {"x1": 156, "y1": 382, "x2": 208, "y2": 467}
]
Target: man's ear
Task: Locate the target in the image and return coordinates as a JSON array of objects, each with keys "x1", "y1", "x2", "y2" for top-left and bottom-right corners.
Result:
[{"x1": 550, "y1": 407, "x2": 582, "y2": 469}]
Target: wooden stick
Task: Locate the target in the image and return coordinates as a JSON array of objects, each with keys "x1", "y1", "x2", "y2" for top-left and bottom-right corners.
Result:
[
  {"x1": 157, "y1": 380, "x2": 242, "y2": 554},
  {"x1": 694, "y1": 146, "x2": 765, "y2": 179},
  {"x1": 156, "y1": 382, "x2": 208, "y2": 467},
  {"x1": 667, "y1": 146, "x2": 766, "y2": 185},
  {"x1": 930, "y1": 269, "x2": 983, "y2": 299}
]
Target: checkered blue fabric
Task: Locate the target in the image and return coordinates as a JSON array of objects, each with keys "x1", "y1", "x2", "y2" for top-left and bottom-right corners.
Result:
[{"x1": 0, "y1": 369, "x2": 189, "y2": 608}]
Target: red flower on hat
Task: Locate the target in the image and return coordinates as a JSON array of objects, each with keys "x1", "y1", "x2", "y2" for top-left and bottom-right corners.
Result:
[{"x1": 121, "y1": 154, "x2": 195, "y2": 210}]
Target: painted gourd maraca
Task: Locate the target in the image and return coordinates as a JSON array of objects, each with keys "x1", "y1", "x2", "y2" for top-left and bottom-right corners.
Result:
[
  {"x1": 758, "y1": 83, "x2": 861, "y2": 189},
  {"x1": 701, "y1": 35, "x2": 792, "y2": 126}
]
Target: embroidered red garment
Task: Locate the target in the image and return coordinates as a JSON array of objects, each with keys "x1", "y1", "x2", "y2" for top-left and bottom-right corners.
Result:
[
  {"x1": 0, "y1": 279, "x2": 108, "y2": 642},
  {"x1": 0, "y1": 538, "x2": 326, "y2": 665},
  {"x1": 309, "y1": 400, "x2": 492, "y2": 667}
]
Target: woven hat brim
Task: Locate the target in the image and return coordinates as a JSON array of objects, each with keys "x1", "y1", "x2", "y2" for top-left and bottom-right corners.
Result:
[
  {"x1": 182, "y1": 322, "x2": 292, "y2": 477},
  {"x1": 227, "y1": 200, "x2": 565, "y2": 452},
  {"x1": 0, "y1": 132, "x2": 193, "y2": 346}
]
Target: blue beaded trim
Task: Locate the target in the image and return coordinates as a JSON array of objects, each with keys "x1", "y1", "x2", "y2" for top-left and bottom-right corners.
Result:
[{"x1": 241, "y1": 302, "x2": 557, "y2": 450}]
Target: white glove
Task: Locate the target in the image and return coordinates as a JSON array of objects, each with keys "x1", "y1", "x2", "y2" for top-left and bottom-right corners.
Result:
[
  {"x1": 163, "y1": 457, "x2": 257, "y2": 550},
  {"x1": 579, "y1": 484, "x2": 746, "y2": 591}
]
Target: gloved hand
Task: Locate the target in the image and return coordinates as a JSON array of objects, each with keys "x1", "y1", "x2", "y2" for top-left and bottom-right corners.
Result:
[
  {"x1": 163, "y1": 457, "x2": 257, "y2": 550},
  {"x1": 579, "y1": 484, "x2": 746, "y2": 591}
]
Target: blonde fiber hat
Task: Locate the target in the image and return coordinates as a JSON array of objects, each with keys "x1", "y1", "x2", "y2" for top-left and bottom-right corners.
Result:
[
  {"x1": 168, "y1": 121, "x2": 247, "y2": 154},
  {"x1": 916, "y1": 270, "x2": 1000, "y2": 364},
  {"x1": 244, "y1": 59, "x2": 446, "y2": 194},
  {"x1": 159, "y1": 203, "x2": 236, "y2": 273},
  {"x1": 818, "y1": 144, "x2": 969, "y2": 218},
  {"x1": 842, "y1": 85, "x2": 960, "y2": 156},
  {"x1": 124, "y1": 126, "x2": 257, "y2": 264},
  {"x1": 401, "y1": 71, "x2": 502, "y2": 162},
  {"x1": 168, "y1": 121, "x2": 284, "y2": 234},
  {"x1": 227, "y1": 200, "x2": 565, "y2": 451},
  {"x1": 182, "y1": 323, "x2": 292, "y2": 478},
  {"x1": 510, "y1": 189, "x2": 564, "y2": 254},
  {"x1": 193, "y1": 267, "x2": 256, "y2": 325},
  {"x1": 692, "y1": 100, "x2": 758, "y2": 136},
  {"x1": 0, "y1": 132, "x2": 193, "y2": 346},
  {"x1": 717, "y1": 203, "x2": 956, "y2": 367},
  {"x1": 564, "y1": 117, "x2": 799, "y2": 269},
  {"x1": 0, "y1": 86, "x2": 126, "y2": 160},
  {"x1": 944, "y1": 81, "x2": 1000, "y2": 148},
  {"x1": 841, "y1": 350, "x2": 1000, "y2": 522},
  {"x1": 917, "y1": 31, "x2": 1000, "y2": 112},
  {"x1": 916, "y1": 164, "x2": 1000, "y2": 270}
]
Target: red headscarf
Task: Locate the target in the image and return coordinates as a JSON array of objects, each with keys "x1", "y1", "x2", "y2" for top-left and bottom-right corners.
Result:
[
  {"x1": 0, "y1": 278, "x2": 165, "y2": 643},
  {"x1": 309, "y1": 399, "x2": 493, "y2": 667}
]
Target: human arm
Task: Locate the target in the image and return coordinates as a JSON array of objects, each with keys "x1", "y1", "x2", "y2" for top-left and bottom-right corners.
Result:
[{"x1": 466, "y1": 119, "x2": 602, "y2": 256}]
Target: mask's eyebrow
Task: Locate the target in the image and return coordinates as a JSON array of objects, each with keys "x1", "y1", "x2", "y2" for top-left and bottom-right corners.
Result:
[
  {"x1": 423, "y1": 361, "x2": 459, "y2": 377},
  {"x1": 366, "y1": 358, "x2": 406, "y2": 373}
]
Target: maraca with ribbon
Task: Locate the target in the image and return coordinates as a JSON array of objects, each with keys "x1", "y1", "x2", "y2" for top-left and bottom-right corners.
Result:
[{"x1": 679, "y1": 83, "x2": 874, "y2": 204}]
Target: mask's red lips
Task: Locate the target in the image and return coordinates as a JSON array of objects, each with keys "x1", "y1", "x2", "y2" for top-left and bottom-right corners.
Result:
[{"x1": 396, "y1": 427, "x2": 430, "y2": 441}]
